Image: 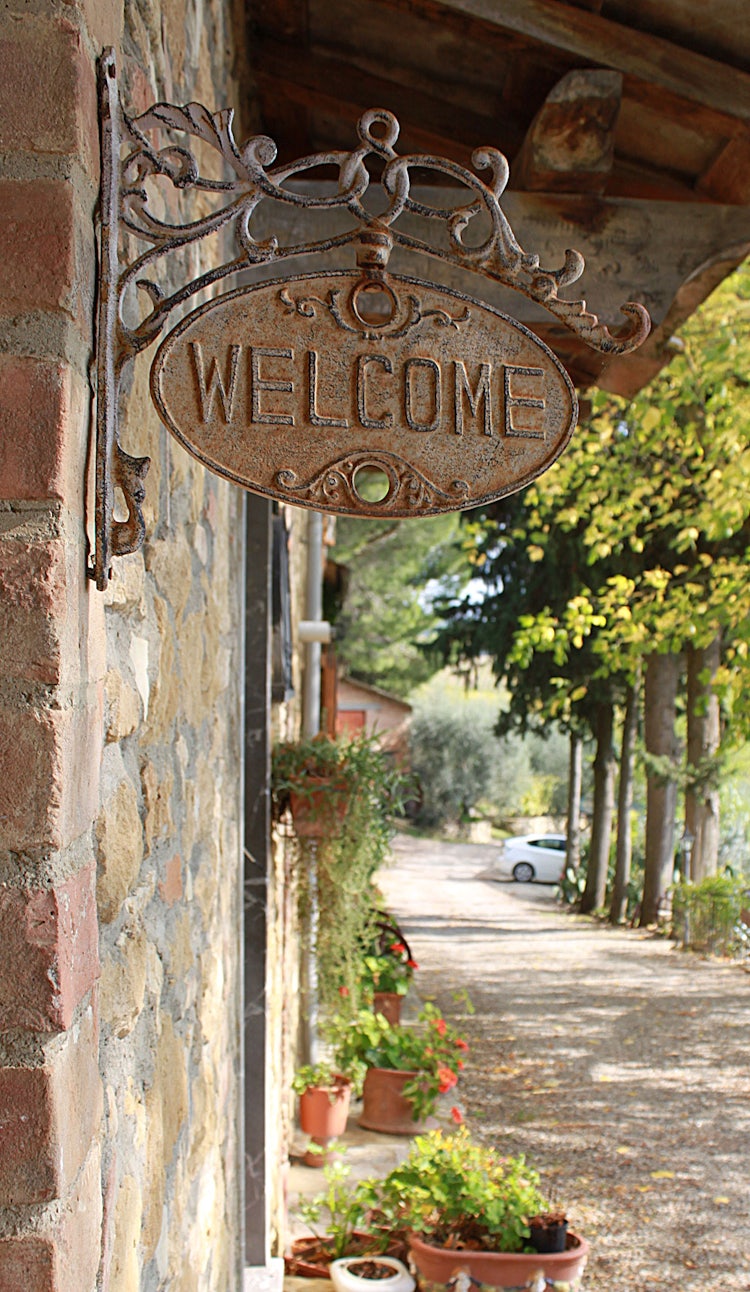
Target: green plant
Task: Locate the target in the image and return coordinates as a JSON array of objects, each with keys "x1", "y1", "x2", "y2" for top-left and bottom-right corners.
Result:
[
  {"x1": 331, "y1": 1003, "x2": 469, "y2": 1122},
  {"x1": 360, "y1": 1126, "x2": 549, "y2": 1255},
  {"x1": 297, "y1": 1160, "x2": 375, "y2": 1261},
  {"x1": 292, "y1": 1062, "x2": 350, "y2": 1100},
  {"x1": 271, "y1": 735, "x2": 412, "y2": 1017},
  {"x1": 358, "y1": 935, "x2": 418, "y2": 1000},
  {"x1": 671, "y1": 869, "x2": 748, "y2": 956}
]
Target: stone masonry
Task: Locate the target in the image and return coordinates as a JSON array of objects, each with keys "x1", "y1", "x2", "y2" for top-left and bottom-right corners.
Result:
[{"x1": 0, "y1": 2, "x2": 264, "y2": 1288}]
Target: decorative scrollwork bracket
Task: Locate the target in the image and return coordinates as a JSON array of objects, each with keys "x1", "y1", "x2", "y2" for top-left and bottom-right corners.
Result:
[{"x1": 90, "y1": 47, "x2": 650, "y2": 589}]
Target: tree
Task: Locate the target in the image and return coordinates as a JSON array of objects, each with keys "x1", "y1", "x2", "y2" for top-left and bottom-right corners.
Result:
[{"x1": 331, "y1": 513, "x2": 465, "y2": 697}]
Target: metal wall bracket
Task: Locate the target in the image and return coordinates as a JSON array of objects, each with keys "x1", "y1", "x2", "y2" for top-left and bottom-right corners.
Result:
[{"x1": 89, "y1": 47, "x2": 650, "y2": 589}]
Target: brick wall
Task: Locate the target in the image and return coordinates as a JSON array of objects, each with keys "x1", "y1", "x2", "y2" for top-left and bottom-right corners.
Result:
[{"x1": 0, "y1": 2, "x2": 253, "y2": 1288}]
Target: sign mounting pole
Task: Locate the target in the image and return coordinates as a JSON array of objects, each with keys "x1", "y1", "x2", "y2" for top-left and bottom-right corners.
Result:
[{"x1": 90, "y1": 47, "x2": 650, "y2": 590}]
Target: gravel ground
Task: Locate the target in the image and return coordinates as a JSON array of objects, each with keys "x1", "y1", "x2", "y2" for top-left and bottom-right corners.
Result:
[{"x1": 377, "y1": 834, "x2": 750, "y2": 1292}]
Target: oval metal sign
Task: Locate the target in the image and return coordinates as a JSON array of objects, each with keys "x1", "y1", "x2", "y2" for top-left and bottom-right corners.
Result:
[{"x1": 151, "y1": 271, "x2": 577, "y2": 516}]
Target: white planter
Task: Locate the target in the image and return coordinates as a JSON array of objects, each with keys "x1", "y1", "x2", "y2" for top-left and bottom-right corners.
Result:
[{"x1": 330, "y1": 1256, "x2": 415, "y2": 1292}]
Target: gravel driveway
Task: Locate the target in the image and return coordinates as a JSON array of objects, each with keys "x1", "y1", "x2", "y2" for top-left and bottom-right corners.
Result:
[{"x1": 378, "y1": 834, "x2": 750, "y2": 1292}]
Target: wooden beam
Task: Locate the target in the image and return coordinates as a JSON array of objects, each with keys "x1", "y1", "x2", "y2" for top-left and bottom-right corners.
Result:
[
  {"x1": 513, "y1": 68, "x2": 622, "y2": 193},
  {"x1": 255, "y1": 44, "x2": 526, "y2": 157},
  {"x1": 698, "y1": 130, "x2": 750, "y2": 204},
  {"x1": 384, "y1": 0, "x2": 750, "y2": 122}
]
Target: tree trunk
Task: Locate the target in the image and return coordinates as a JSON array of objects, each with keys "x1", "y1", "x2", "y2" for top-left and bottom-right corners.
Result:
[
  {"x1": 609, "y1": 671, "x2": 640, "y2": 925},
  {"x1": 640, "y1": 652, "x2": 681, "y2": 926},
  {"x1": 685, "y1": 636, "x2": 721, "y2": 881},
  {"x1": 566, "y1": 731, "x2": 583, "y2": 875},
  {"x1": 580, "y1": 703, "x2": 616, "y2": 914}
]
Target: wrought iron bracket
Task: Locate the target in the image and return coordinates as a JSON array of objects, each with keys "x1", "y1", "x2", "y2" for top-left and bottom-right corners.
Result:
[{"x1": 90, "y1": 47, "x2": 650, "y2": 589}]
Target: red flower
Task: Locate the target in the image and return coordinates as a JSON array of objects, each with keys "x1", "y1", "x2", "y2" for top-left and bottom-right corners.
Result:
[
  {"x1": 455, "y1": 1038, "x2": 469, "y2": 1051},
  {"x1": 437, "y1": 1066, "x2": 458, "y2": 1092},
  {"x1": 390, "y1": 942, "x2": 406, "y2": 955},
  {"x1": 457, "y1": 1060, "x2": 465, "y2": 1070},
  {"x1": 433, "y1": 1018, "x2": 448, "y2": 1037},
  {"x1": 450, "y1": 1106, "x2": 463, "y2": 1124},
  {"x1": 338, "y1": 986, "x2": 349, "y2": 997},
  {"x1": 406, "y1": 959, "x2": 419, "y2": 970}
]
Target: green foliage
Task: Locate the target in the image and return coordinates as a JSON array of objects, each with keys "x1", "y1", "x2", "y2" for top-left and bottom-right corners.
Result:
[
  {"x1": 292, "y1": 1063, "x2": 349, "y2": 1098},
  {"x1": 330, "y1": 1003, "x2": 469, "y2": 1121},
  {"x1": 671, "y1": 870, "x2": 748, "y2": 956},
  {"x1": 360, "y1": 1127, "x2": 549, "y2": 1254},
  {"x1": 331, "y1": 513, "x2": 467, "y2": 698},
  {"x1": 297, "y1": 1161, "x2": 378, "y2": 1261},
  {"x1": 358, "y1": 945, "x2": 416, "y2": 1000},
  {"x1": 409, "y1": 699, "x2": 497, "y2": 828},
  {"x1": 271, "y1": 735, "x2": 412, "y2": 1017}
]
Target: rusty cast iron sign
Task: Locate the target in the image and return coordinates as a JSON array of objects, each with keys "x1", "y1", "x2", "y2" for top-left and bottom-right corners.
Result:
[
  {"x1": 151, "y1": 271, "x2": 577, "y2": 515},
  {"x1": 90, "y1": 51, "x2": 650, "y2": 585}
]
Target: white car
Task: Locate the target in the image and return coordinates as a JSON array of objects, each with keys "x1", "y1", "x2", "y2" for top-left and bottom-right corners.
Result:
[{"x1": 496, "y1": 833, "x2": 567, "y2": 884}]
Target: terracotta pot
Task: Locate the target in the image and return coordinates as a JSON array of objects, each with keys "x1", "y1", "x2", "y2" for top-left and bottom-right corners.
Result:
[
  {"x1": 372, "y1": 991, "x2": 403, "y2": 1025},
  {"x1": 358, "y1": 1067, "x2": 428, "y2": 1135},
  {"x1": 286, "y1": 1233, "x2": 407, "y2": 1280},
  {"x1": 299, "y1": 1077, "x2": 351, "y2": 1165},
  {"x1": 289, "y1": 779, "x2": 348, "y2": 838},
  {"x1": 408, "y1": 1230, "x2": 590, "y2": 1289}
]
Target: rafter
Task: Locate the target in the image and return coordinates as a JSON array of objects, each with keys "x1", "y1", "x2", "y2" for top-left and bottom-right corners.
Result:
[{"x1": 384, "y1": 0, "x2": 750, "y2": 122}]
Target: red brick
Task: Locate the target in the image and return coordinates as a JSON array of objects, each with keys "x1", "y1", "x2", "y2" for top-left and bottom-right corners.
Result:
[
  {"x1": 0, "y1": 1006, "x2": 101, "y2": 1206},
  {"x1": 0, "y1": 1147, "x2": 101, "y2": 1292},
  {"x1": 0, "y1": 15, "x2": 98, "y2": 178},
  {"x1": 0, "y1": 1069, "x2": 55, "y2": 1204},
  {"x1": 0, "y1": 701, "x2": 101, "y2": 852},
  {"x1": 0, "y1": 1237, "x2": 54, "y2": 1292},
  {"x1": 0, "y1": 707, "x2": 61, "y2": 850},
  {"x1": 0, "y1": 538, "x2": 66, "y2": 685},
  {"x1": 0, "y1": 181, "x2": 76, "y2": 317},
  {"x1": 0, "y1": 866, "x2": 99, "y2": 1031},
  {"x1": 0, "y1": 358, "x2": 85, "y2": 504}
]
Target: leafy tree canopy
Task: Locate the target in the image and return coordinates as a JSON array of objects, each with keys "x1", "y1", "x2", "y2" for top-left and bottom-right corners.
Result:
[{"x1": 330, "y1": 512, "x2": 467, "y2": 698}]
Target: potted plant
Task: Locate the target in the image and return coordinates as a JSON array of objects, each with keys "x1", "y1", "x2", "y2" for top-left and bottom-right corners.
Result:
[
  {"x1": 272, "y1": 735, "x2": 354, "y2": 838},
  {"x1": 272, "y1": 736, "x2": 412, "y2": 1015},
  {"x1": 362, "y1": 1127, "x2": 589, "y2": 1289},
  {"x1": 358, "y1": 938, "x2": 418, "y2": 1026},
  {"x1": 332, "y1": 1004, "x2": 468, "y2": 1135},
  {"x1": 286, "y1": 1160, "x2": 407, "y2": 1279},
  {"x1": 293, "y1": 1062, "x2": 353, "y2": 1167}
]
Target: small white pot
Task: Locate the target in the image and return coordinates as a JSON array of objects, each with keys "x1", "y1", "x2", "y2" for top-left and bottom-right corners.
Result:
[{"x1": 330, "y1": 1256, "x2": 415, "y2": 1292}]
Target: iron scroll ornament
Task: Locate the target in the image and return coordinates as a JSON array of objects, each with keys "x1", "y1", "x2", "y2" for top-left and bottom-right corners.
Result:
[{"x1": 90, "y1": 47, "x2": 650, "y2": 589}]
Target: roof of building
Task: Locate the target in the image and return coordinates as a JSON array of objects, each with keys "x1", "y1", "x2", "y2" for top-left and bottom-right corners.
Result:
[{"x1": 250, "y1": 0, "x2": 750, "y2": 392}]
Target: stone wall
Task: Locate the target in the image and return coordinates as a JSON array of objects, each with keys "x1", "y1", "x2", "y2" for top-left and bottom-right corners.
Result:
[{"x1": 0, "y1": 1, "x2": 256, "y2": 1288}]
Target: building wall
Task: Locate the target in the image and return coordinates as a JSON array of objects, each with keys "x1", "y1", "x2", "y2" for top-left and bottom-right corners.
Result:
[{"x1": 0, "y1": 2, "x2": 255, "y2": 1288}]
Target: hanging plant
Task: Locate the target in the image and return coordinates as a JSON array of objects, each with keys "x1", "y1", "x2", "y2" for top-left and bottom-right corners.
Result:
[{"x1": 271, "y1": 734, "x2": 413, "y2": 1017}]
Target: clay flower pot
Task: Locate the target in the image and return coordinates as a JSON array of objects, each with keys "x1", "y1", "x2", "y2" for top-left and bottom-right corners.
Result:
[
  {"x1": 289, "y1": 778, "x2": 348, "y2": 838},
  {"x1": 298, "y1": 1076, "x2": 351, "y2": 1166},
  {"x1": 372, "y1": 991, "x2": 403, "y2": 1025},
  {"x1": 408, "y1": 1230, "x2": 590, "y2": 1289},
  {"x1": 358, "y1": 1067, "x2": 428, "y2": 1136}
]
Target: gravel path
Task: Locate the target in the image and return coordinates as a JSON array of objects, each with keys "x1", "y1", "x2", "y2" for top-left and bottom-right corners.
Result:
[{"x1": 378, "y1": 834, "x2": 750, "y2": 1292}]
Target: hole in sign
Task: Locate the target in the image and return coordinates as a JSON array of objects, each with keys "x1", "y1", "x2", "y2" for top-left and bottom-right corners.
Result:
[
  {"x1": 353, "y1": 282, "x2": 396, "y2": 327},
  {"x1": 353, "y1": 466, "x2": 391, "y2": 503}
]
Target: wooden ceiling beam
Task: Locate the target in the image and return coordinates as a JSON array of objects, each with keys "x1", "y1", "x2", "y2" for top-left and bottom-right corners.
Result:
[
  {"x1": 383, "y1": 0, "x2": 750, "y2": 122},
  {"x1": 697, "y1": 130, "x2": 750, "y2": 205},
  {"x1": 512, "y1": 68, "x2": 622, "y2": 193},
  {"x1": 255, "y1": 44, "x2": 525, "y2": 158}
]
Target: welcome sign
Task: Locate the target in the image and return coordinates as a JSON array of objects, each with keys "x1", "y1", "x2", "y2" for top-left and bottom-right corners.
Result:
[{"x1": 151, "y1": 270, "x2": 577, "y2": 516}]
